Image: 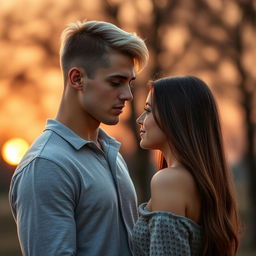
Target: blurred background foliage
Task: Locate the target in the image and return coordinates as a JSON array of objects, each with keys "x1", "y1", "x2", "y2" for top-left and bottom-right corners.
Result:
[{"x1": 0, "y1": 0, "x2": 255, "y2": 255}]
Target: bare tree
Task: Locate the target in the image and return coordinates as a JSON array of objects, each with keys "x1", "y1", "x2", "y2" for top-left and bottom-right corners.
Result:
[{"x1": 186, "y1": 0, "x2": 256, "y2": 246}]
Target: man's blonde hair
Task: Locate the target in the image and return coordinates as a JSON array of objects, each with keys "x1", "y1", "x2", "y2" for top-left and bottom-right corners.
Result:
[{"x1": 60, "y1": 20, "x2": 149, "y2": 80}]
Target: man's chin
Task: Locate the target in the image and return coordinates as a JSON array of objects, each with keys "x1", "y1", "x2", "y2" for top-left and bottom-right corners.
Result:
[{"x1": 102, "y1": 118, "x2": 119, "y2": 125}]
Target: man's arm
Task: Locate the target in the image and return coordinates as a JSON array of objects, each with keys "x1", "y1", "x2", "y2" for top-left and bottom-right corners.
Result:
[{"x1": 9, "y1": 158, "x2": 77, "y2": 256}]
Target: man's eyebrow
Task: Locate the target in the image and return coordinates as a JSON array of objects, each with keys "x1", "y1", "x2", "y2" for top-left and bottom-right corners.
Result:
[{"x1": 107, "y1": 74, "x2": 136, "y2": 81}]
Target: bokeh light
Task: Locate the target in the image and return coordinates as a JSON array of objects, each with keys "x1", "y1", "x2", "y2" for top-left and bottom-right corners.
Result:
[{"x1": 1, "y1": 138, "x2": 29, "y2": 166}]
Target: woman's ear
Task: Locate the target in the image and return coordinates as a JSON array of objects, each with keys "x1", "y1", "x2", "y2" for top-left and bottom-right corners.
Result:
[{"x1": 68, "y1": 67, "x2": 86, "y2": 90}]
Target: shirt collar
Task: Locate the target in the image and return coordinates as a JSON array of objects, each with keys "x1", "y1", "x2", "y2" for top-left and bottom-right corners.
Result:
[{"x1": 44, "y1": 119, "x2": 120, "y2": 151}]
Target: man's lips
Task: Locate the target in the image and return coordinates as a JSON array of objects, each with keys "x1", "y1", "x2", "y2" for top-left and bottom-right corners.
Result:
[
  {"x1": 113, "y1": 105, "x2": 124, "y2": 110},
  {"x1": 112, "y1": 105, "x2": 124, "y2": 114}
]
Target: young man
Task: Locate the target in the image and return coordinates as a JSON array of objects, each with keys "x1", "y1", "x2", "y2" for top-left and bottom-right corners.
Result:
[{"x1": 9, "y1": 20, "x2": 148, "y2": 256}]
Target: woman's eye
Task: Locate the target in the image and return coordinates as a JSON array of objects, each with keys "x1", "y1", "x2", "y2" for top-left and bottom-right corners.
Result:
[
  {"x1": 129, "y1": 81, "x2": 135, "y2": 89},
  {"x1": 144, "y1": 107, "x2": 151, "y2": 113}
]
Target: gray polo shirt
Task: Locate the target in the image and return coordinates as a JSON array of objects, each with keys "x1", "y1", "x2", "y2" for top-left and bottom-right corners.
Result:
[{"x1": 9, "y1": 119, "x2": 138, "y2": 256}]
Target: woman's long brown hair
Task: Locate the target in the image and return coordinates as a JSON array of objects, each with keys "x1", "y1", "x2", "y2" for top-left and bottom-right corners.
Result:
[{"x1": 151, "y1": 76, "x2": 240, "y2": 255}]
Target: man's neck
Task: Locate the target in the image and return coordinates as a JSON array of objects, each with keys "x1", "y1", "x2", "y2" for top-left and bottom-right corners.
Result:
[
  {"x1": 56, "y1": 112, "x2": 100, "y2": 144},
  {"x1": 56, "y1": 92, "x2": 102, "y2": 146}
]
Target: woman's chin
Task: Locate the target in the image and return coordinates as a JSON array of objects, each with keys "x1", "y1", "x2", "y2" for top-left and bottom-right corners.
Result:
[
  {"x1": 139, "y1": 140, "x2": 146, "y2": 149},
  {"x1": 139, "y1": 141, "x2": 151, "y2": 150}
]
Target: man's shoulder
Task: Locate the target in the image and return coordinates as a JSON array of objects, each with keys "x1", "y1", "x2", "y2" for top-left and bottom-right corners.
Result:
[{"x1": 15, "y1": 130, "x2": 72, "y2": 174}]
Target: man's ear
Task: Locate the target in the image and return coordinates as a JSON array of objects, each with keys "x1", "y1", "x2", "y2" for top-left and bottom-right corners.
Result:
[{"x1": 68, "y1": 67, "x2": 86, "y2": 90}]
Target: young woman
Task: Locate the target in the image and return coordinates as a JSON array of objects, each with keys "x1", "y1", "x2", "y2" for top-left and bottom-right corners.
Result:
[{"x1": 132, "y1": 76, "x2": 240, "y2": 255}]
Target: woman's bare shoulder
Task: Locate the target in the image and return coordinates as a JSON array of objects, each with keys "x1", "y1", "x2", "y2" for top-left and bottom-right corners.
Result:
[
  {"x1": 151, "y1": 166, "x2": 196, "y2": 193},
  {"x1": 150, "y1": 166, "x2": 198, "y2": 216}
]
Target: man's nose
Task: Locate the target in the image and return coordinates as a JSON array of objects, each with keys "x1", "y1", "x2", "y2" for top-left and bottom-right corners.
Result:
[{"x1": 119, "y1": 85, "x2": 133, "y2": 101}]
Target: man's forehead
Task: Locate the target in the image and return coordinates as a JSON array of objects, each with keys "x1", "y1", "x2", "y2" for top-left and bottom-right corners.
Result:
[{"x1": 97, "y1": 64, "x2": 136, "y2": 80}]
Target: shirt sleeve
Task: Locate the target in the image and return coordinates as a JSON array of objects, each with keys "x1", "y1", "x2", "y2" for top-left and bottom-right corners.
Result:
[
  {"x1": 9, "y1": 157, "x2": 77, "y2": 256},
  {"x1": 148, "y1": 215, "x2": 191, "y2": 256}
]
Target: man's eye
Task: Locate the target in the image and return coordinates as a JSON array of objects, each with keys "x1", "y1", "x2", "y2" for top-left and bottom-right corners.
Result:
[{"x1": 110, "y1": 81, "x2": 121, "y2": 86}]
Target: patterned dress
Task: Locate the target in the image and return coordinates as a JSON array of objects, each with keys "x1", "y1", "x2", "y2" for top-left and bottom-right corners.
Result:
[{"x1": 131, "y1": 203, "x2": 202, "y2": 256}]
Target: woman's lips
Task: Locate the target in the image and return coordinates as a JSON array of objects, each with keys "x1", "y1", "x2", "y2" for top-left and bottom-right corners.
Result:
[{"x1": 140, "y1": 130, "x2": 145, "y2": 136}]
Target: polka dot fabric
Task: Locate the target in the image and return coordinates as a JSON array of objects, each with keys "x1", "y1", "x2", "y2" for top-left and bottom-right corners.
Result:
[{"x1": 131, "y1": 203, "x2": 202, "y2": 256}]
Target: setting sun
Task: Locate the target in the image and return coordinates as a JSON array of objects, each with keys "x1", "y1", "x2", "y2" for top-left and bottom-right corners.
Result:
[{"x1": 1, "y1": 138, "x2": 29, "y2": 166}]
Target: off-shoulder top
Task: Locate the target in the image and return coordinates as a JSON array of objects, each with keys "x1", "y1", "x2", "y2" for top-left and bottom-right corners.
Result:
[{"x1": 131, "y1": 203, "x2": 202, "y2": 256}]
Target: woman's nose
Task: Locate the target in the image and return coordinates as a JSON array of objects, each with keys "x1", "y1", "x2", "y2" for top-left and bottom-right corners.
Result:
[{"x1": 136, "y1": 112, "x2": 145, "y2": 125}]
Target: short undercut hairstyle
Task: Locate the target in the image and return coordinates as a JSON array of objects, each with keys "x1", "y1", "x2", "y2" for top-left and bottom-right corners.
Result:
[{"x1": 60, "y1": 20, "x2": 149, "y2": 81}]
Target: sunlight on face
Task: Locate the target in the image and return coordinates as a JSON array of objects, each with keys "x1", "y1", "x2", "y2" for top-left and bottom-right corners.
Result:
[
  {"x1": 137, "y1": 92, "x2": 167, "y2": 151},
  {"x1": 1, "y1": 138, "x2": 29, "y2": 166}
]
